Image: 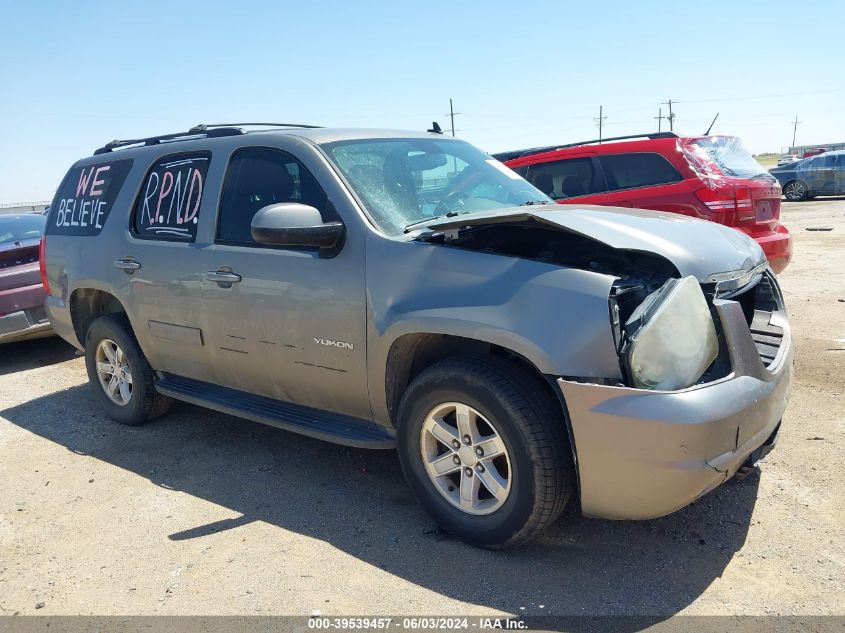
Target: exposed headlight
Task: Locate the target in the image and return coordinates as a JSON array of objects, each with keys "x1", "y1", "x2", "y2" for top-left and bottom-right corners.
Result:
[{"x1": 624, "y1": 276, "x2": 718, "y2": 391}]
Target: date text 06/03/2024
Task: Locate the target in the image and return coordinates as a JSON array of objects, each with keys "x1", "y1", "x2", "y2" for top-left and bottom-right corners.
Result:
[{"x1": 307, "y1": 617, "x2": 527, "y2": 630}]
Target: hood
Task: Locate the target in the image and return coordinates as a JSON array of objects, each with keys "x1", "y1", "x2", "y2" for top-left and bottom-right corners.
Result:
[{"x1": 422, "y1": 204, "x2": 766, "y2": 282}]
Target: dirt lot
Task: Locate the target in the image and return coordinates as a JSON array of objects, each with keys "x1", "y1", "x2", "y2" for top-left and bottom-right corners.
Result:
[{"x1": 1, "y1": 199, "x2": 843, "y2": 618}]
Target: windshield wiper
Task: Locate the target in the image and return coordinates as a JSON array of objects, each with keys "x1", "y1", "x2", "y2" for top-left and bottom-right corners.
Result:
[
  {"x1": 403, "y1": 210, "x2": 468, "y2": 233},
  {"x1": 517, "y1": 200, "x2": 551, "y2": 206}
]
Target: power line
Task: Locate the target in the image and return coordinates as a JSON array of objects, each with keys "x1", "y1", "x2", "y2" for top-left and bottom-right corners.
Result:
[
  {"x1": 654, "y1": 107, "x2": 666, "y2": 132},
  {"x1": 594, "y1": 105, "x2": 607, "y2": 142},
  {"x1": 791, "y1": 115, "x2": 801, "y2": 147},
  {"x1": 445, "y1": 98, "x2": 461, "y2": 137},
  {"x1": 678, "y1": 87, "x2": 845, "y2": 105},
  {"x1": 661, "y1": 100, "x2": 676, "y2": 131}
]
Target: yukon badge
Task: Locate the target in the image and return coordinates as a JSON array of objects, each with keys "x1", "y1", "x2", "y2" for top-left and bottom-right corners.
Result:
[{"x1": 314, "y1": 337, "x2": 354, "y2": 350}]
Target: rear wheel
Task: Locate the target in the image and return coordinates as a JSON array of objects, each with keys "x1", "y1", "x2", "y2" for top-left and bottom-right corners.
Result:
[
  {"x1": 84, "y1": 315, "x2": 172, "y2": 425},
  {"x1": 783, "y1": 180, "x2": 808, "y2": 201},
  {"x1": 397, "y1": 356, "x2": 574, "y2": 548}
]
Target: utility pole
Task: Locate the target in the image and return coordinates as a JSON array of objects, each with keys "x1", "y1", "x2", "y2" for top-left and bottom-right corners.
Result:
[
  {"x1": 594, "y1": 105, "x2": 607, "y2": 142},
  {"x1": 654, "y1": 107, "x2": 666, "y2": 132},
  {"x1": 791, "y1": 115, "x2": 801, "y2": 149},
  {"x1": 447, "y1": 98, "x2": 461, "y2": 137},
  {"x1": 661, "y1": 99, "x2": 676, "y2": 131}
]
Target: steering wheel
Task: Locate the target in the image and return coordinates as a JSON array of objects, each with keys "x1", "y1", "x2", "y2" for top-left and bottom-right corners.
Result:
[{"x1": 434, "y1": 189, "x2": 470, "y2": 215}]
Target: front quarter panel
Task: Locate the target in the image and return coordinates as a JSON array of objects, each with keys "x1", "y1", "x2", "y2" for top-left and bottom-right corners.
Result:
[{"x1": 367, "y1": 234, "x2": 621, "y2": 425}]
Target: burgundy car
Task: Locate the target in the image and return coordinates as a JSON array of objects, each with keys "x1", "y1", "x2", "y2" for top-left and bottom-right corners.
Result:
[{"x1": 0, "y1": 213, "x2": 52, "y2": 344}]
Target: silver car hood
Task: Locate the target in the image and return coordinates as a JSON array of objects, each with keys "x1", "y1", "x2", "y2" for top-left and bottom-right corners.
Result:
[{"x1": 423, "y1": 204, "x2": 766, "y2": 282}]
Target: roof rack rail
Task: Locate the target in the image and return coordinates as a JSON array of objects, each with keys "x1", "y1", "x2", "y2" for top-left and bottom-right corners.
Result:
[
  {"x1": 93, "y1": 122, "x2": 323, "y2": 155},
  {"x1": 188, "y1": 122, "x2": 322, "y2": 132},
  {"x1": 492, "y1": 132, "x2": 679, "y2": 162},
  {"x1": 94, "y1": 127, "x2": 246, "y2": 155}
]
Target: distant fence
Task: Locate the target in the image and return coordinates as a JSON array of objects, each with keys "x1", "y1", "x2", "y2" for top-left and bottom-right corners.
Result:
[
  {"x1": 0, "y1": 201, "x2": 51, "y2": 215},
  {"x1": 787, "y1": 142, "x2": 845, "y2": 157}
]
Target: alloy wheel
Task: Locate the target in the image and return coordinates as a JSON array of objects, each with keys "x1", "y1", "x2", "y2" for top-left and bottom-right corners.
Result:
[
  {"x1": 95, "y1": 339, "x2": 133, "y2": 406},
  {"x1": 419, "y1": 402, "x2": 512, "y2": 515},
  {"x1": 785, "y1": 181, "x2": 806, "y2": 200}
]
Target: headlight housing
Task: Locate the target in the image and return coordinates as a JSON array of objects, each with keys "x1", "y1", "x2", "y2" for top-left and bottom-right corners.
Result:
[{"x1": 623, "y1": 276, "x2": 718, "y2": 391}]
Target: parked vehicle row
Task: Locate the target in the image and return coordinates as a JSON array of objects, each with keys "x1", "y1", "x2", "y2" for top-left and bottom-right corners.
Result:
[
  {"x1": 494, "y1": 133, "x2": 792, "y2": 273},
  {"x1": 38, "y1": 123, "x2": 792, "y2": 547},
  {"x1": 770, "y1": 150, "x2": 845, "y2": 201},
  {"x1": 0, "y1": 131, "x2": 810, "y2": 349}
]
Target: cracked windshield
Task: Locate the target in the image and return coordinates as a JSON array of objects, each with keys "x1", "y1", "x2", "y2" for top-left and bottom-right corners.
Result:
[{"x1": 326, "y1": 138, "x2": 549, "y2": 235}]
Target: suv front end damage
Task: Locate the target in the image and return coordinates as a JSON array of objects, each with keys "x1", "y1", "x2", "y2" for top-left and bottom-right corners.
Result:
[
  {"x1": 417, "y1": 205, "x2": 791, "y2": 520},
  {"x1": 424, "y1": 207, "x2": 792, "y2": 519},
  {"x1": 560, "y1": 268, "x2": 791, "y2": 519}
]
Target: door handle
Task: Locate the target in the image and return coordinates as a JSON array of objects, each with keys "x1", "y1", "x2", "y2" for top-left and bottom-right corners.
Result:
[
  {"x1": 114, "y1": 258, "x2": 141, "y2": 273},
  {"x1": 204, "y1": 269, "x2": 242, "y2": 286}
]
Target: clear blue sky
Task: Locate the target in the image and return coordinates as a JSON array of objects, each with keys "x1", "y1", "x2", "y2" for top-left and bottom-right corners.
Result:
[{"x1": 1, "y1": 0, "x2": 843, "y2": 202}]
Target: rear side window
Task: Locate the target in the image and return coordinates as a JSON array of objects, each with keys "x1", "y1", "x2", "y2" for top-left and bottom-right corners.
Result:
[
  {"x1": 599, "y1": 153, "x2": 683, "y2": 191},
  {"x1": 133, "y1": 152, "x2": 211, "y2": 242},
  {"x1": 48, "y1": 159, "x2": 133, "y2": 236},
  {"x1": 513, "y1": 157, "x2": 606, "y2": 199},
  {"x1": 812, "y1": 154, "x2": 835, "y2": 169},
  {"x1": 217, "y1": 147, "x2": 329, "y2": 245}
]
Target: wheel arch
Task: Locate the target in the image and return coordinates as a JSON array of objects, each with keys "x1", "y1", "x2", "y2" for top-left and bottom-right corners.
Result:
[
  {"x1": 70, "y1": 286, "x2": 129, "y2": 346},
  {"x1": 383, "y1": 331, "x2": 557, "y2": 423},
  {"x1": 383, "y1": 331, "x2": 582, "y2": 499}
]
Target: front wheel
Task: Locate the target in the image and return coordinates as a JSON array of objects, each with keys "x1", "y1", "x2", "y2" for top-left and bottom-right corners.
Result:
[
  {"x1": 396, "y1": 356, "x2": 574, "y2": 548},
  {"x1": 783, "y1": 180, "x2": 808, "y2": 201}
]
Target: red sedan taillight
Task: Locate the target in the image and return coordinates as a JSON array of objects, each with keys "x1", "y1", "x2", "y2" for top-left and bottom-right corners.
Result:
[
  {"x1": 39, "y1": 235, "x2": 51, "y2": 295},
  {"x1": 734, "y1": 187, "x2": 755, "y2": 222},
  {"x1": 694, "y1": 186, "x2": 754, "y2": 226}
]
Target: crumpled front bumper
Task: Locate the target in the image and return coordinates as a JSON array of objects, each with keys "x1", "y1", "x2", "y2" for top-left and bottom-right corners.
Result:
[{"x1": 558, "y1": 296, "x2": 792, "y2": 520}]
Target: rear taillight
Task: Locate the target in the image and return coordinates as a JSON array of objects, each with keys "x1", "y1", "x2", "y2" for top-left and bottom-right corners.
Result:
[
  {"x1": 39, "y1": 235, "x2": 50, "y2": 295},
  {"x1": 694, "y1": 186, "x2": 755, "y2": 226},
  {"x1": 734, "y1": 187, "x2": 754, "y2": 222},
  {"x1": 694, "y1": 187, "x2": 737, "y2": 225}
]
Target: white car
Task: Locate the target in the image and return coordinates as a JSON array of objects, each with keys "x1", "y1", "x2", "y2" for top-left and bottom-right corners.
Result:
[{"x1": 777, "y1": 154, "x2": 799, "y2": 166}]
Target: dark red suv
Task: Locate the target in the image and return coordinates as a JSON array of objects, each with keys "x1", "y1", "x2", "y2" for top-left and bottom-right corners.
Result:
[{"x1": 495, "y1": 133, "x2": 792, "y2": 273}]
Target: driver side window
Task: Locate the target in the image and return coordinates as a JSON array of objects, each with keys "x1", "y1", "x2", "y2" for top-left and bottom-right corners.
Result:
[{"x1": 217, "y1": 147, "x2": 330, "y2": 245}]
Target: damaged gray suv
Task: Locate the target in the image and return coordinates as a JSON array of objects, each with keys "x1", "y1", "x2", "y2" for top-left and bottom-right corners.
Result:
[{"x1": 42, "y1": 125, "x2": 792, "y2": 547}]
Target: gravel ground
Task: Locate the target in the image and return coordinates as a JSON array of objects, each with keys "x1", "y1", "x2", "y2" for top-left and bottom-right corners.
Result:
[{"x1": 0, "y1": 199, "x2": 843, "y2": 618}]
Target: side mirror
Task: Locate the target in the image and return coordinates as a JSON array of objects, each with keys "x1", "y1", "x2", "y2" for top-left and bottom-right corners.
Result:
[{"x1": 250, "y1": 203, "x2": 345, "y2": 257}]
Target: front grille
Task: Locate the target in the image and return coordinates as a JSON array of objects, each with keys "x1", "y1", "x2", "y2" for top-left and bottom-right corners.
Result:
[{"x1": 0, "y1": 244, "x2": 39, "y2": 270}]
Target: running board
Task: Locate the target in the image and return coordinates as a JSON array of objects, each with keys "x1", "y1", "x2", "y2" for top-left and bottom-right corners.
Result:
[{"x1": 155, "y1": 374, "x2": 396, "y2": 449}]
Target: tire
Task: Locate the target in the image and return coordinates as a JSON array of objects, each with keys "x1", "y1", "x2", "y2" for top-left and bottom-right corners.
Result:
[
  {"x1": 783, "y1": 180, "x2": 808, "y2": 201},
  {"x1": 396, "y1": 356, "x2": 574, "y2": 548},
  {"x1": 84, "y1": 314, "x2": 172, "y2": 426}
]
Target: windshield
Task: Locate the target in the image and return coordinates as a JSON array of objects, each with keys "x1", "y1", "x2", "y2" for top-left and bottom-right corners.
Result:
[
  {"x1": 685, "y1": 136, "x2": 768, "y2": 178},
  {"x1": 324, "y1": 137, "x2": 550, "y2": 236},
  {"x1": 0, "y1": 214, "x2": 47, "y2": 245}
]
